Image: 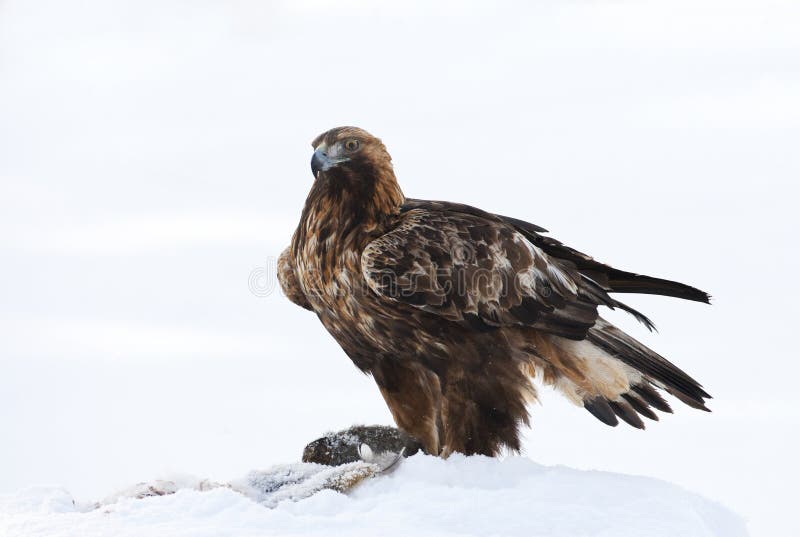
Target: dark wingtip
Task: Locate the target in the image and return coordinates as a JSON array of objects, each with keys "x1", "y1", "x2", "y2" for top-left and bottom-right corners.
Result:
[
  {"x1": 613, "y1": 298, "x2": 658, "y2": 332},
  {"x1": 607, "y1": 270, "x2": 712, "y2": 305},
  {"x1": 681, "y1": 286, "x2": 712, "y2": 305},
  {"x1": 684, "y1": 287, "x2": 711, "y2": 304}
]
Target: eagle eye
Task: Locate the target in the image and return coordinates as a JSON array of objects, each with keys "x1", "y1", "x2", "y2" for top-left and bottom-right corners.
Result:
[{"x1": 344, "y1": 139, "x2": 360, "y2": 152}]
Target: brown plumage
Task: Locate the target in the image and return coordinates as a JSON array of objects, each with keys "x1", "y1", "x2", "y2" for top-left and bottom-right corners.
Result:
[{"x1": 279, "y1": 126, "x2": 711, "y2": 457}]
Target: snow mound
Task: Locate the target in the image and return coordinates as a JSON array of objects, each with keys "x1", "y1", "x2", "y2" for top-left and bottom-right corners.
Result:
[{"x1": 0, "y1": 455, "x2": 747, "y2": 537}]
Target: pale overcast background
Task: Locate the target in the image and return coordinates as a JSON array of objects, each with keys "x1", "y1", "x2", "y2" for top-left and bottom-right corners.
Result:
[{"x1": 1, "y1": 1, "x2": 798, "y2": 536}]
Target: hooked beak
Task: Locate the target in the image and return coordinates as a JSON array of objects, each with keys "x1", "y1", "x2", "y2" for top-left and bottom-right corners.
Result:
[
  {"x1": 310, "y1": 143, "x2": 349, "y2": 177},
  {"x1": 310, "y1": 149, "x2": 332, "y2": 176}
]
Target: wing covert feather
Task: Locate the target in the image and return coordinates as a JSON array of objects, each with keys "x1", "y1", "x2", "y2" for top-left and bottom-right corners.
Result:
[{"x1": 361, "y1": 209, "x2": 601, "y2": 338}]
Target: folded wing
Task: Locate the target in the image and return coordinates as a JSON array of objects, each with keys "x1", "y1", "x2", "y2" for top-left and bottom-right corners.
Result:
[
  {"x1": 362, "y1": 200, "x2": 712, "y2": 422},
  {"x1": 362, "y1": 203, "x2": 652, "y2": 340}
]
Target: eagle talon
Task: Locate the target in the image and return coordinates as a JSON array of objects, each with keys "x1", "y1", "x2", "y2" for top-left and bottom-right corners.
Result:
[{"x1": 359, "y1": 444, "x2": 406, "y2": 474}]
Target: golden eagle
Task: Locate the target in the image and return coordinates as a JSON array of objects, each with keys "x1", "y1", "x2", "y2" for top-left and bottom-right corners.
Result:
[{"x1": 278, "y1": 126, "x2": 711, "y2": 457}]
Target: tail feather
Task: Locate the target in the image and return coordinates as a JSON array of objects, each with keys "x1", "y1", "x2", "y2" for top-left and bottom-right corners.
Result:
[
  {"x1": 664, "y1": 386, "x2": 713, "y2": 412},
  {"x1": 583, "y1": 397, "x2": 619, "y2": 427},
  {"x1": 608, "y1": 400, "x2": 646, "y2": 429},
  {"x1": 537, "y1": 317, "x2": 710, "y2": 430},
  {"x1": 587, "y1": 319, "x2": 711, "y2": 409},
  {"x1": 621, "y1": 393, "x2": 659, "y2": 421},
  {"x1": 632, "y1": 383, "x2": 673, "y2": 413}
]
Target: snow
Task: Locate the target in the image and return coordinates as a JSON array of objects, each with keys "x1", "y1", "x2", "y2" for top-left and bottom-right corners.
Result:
[{"x1": 0, "y1": 455, "x2": 746, "y2": 537}]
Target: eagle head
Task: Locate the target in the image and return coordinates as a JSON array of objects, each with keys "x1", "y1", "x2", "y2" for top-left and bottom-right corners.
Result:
[
  {"x1": 307, "y1": 126, "x2": 404, "y2": 218},
  {"x1": 310, "y1": 126, "x2": 393, "y2": 180}
]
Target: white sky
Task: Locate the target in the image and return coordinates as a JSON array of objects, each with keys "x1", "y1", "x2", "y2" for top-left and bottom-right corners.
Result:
[{"x1": 1, "y1": 1, "x2": 798, "y2": 536}]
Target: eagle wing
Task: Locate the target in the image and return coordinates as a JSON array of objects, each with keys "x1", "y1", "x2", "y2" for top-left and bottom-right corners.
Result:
[
  {"x1": 362, "y1": 203, "x2": 649, "y2": 340},
  {"x1": 401, "y1": 198, "x2": 710, "y2": 305},
  {"x1": 362, "y1": 200, "x2": 711, "y2": 420}
]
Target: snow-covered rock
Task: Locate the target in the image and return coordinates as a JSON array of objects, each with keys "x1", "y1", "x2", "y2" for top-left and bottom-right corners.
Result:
[{"x1": 0, "y1": 455, "x2": 747, "y2": 537}]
